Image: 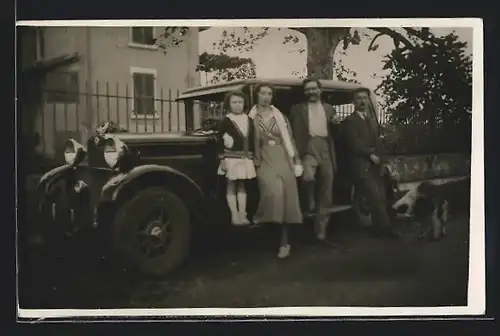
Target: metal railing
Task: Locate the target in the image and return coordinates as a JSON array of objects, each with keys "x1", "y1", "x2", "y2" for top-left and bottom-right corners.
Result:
[
  {"x1": 29, "y1": 81, "x2": 470, "y2": 160},
  {"x1": 33, "y1": 81, "x2": 190, "y2": 157}
]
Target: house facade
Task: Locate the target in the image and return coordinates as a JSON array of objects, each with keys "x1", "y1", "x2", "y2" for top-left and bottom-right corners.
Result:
[{"x1": 25, "y1": 26, "x2": 201, "y2": 158}]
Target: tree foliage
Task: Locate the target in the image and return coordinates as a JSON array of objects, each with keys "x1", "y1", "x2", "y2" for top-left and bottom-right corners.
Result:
[
  {"x1": 196, "y1": 52, "x2": 256, "y2": 84},
  {"x1": 210, "y1": 62, "x2": 256, "y2": 84},
  {"x1": 375, "y1": 31, "x2": 472, "y2": 154},
  {"x1": 196, "y1": 52, "x2": 253, "y2": 72},
  {"x1": 155, "y1": 26, "x2": 439, "y2": 81},
  {"x1": 154, "y1": 27, "x2": 191, "y2": 51},
  {"x1": 156, "y1": 26, "x2": 473, "y2": 153},
  {"x1": 333, "y1": 59, "x2": 359, "y2": 84},
  {"x1": 376, "y1": 31, "x2": 472, "y2": 127}
]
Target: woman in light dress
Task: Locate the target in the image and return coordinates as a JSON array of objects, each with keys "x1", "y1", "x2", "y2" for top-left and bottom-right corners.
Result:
[{"x1": 248, "y1": 83, "x2": 304, "y2": 259}]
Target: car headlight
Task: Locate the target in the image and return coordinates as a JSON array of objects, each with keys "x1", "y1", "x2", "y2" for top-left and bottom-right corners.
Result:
[
  {"x1": 64, "y1": 139, "x2": 87, "y2": 166},
  {"x1": 103, "y1": 135, "x2": 127, "y2": 169}
]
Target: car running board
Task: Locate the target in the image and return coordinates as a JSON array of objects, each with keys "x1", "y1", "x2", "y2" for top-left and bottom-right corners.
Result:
[{"x1": 302, "y1": 204, "x2": 353, "y2": 218}]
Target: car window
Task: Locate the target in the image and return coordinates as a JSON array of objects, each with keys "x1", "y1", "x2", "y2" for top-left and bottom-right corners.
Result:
[
  {"x1": 323, "y1": 90, "x2": 380, "y2": 123},
  {"x1": 272, "y1": 88, "x2": 303, "y2": 113},
  {"x1": 198, "y1": 100, "x2": 224, "y2": 120},
  {"x1": 334, "y1": 103, "x2": 356, "y2": 120},
  {"x1": 192, "y1": 87, "x2": 376, "y2": 124}
]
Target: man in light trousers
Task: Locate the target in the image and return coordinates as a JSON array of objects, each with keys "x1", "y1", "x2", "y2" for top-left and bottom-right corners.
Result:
[{"x1": 289, "y1": 77, "x2": 340, "y2": 241}]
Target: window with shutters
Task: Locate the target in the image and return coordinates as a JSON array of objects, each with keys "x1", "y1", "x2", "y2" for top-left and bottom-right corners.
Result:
[
  {"x1": 45, "y1": 71, "x2": 79, "y2": 103},
  {"x1": 131, "y1": 67, "x2": 157, "y2": 118},
  {"x1": 129, "y1": 27, "x2": 156, "y2": 47}
]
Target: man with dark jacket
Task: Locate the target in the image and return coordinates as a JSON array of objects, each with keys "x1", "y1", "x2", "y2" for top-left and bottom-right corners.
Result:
[
  {"x1": 342, "y1": 88, "x2": 399, "y2": 238},
  {"x1": 289, "y1": 77, "x2": 340, "y2": 241}
]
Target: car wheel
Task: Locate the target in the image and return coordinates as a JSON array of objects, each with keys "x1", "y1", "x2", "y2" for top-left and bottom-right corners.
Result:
[
  {"x1": 351, "y1": 185, "x2": 373, "y2": 227},
  {"x1": 112, "y1": 187, "x2": 191, "y2": 277}
]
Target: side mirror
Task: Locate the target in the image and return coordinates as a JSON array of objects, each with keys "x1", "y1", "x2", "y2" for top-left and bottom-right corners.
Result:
[{"x1": 379, "y1": 133, "x2": 387, "y2": 145}]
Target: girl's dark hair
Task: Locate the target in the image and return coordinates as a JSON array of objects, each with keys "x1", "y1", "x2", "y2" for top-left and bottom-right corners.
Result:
[
  {"x1": 254, "y1": 82, "x2": 275, "y2": 103},
  {"x1": 222, "y1": 90, "x2": 247, "y2": 112}
]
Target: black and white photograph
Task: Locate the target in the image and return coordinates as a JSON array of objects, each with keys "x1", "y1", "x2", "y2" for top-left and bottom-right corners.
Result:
[{"x1": 16, "y1": 19, "x2": 484, "y2": 319}]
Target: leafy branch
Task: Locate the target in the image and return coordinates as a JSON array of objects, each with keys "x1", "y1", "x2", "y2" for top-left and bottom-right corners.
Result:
[{"x1": 196, "y1": 52, "x2": 257, "y2": 84}]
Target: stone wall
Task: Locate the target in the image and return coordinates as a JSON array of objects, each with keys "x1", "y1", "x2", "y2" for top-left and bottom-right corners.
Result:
[{"x1": 383, "y1": 153, "x2": 471, "y2": 183}]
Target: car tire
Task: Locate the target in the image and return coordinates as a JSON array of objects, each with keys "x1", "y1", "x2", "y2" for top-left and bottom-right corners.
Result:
[
  {"x1": 351, "y1": 185, "x2": 373, "y2": 228},
  {"x1": 111, "y1": 187, "x2": 191, "y2": 277}
]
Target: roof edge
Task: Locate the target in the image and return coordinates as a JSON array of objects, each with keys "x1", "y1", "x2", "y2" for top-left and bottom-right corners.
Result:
[{"x1": 21, "y1": 52, "x2": 81, "y2": 75}]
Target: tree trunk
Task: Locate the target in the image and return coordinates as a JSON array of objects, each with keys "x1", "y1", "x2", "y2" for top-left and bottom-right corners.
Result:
[{"x1": 304, "y1": 28, "x2": 350, "y2": 79}]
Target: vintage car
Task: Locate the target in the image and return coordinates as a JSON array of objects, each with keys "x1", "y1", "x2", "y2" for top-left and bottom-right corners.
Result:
[{"x1": 36, "y1": 78, "x2": 390, "y2": 277}]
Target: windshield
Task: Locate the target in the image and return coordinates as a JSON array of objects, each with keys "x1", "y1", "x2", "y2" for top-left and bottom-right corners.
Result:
[{"x1": 190, "y1": 87, "x2": 372, "y2": 125}]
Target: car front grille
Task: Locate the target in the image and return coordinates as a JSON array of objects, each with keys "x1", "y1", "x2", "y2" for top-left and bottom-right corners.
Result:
[{"x1": 73, "y1": 165, "x2": 114, "y2": 209}]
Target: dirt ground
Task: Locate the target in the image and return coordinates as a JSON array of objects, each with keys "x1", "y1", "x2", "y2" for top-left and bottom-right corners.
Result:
[{"x1": 18, "y1": 208, "x2": 470, "y2": 309}]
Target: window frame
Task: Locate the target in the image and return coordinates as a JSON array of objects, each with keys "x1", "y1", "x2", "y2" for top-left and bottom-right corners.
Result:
[
  {"x1": 128, "y1": 27, "x2": 158, "y2": 50},
  {"x1": 23, "y1": 27, "x2": 45, "y2": 65},
  {"x1": 36, "y1": 27, "x2": 45, "y2": 60},
  {"x1": 45, "y1": 70, "x2": 80, "y2": 104},
  {"x1": 130, "y1": 66, "x2": 159, "y2": 120}
]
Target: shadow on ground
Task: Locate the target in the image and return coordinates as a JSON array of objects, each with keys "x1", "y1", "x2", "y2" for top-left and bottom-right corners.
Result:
[
  {"x1": 17, "y1": 178, "x2": 471, "y2": 309},
  {"x1": 18, "y1": 211, "x2": 470, "y2": 310}
]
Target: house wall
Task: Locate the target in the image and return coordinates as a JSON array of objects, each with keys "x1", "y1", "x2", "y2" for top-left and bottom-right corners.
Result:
[
  {"x1": 35, "y1": 27, "x2": 87, "y2": 158},
  {"x1": 87, "y1": 27, "x2": 200, "y2": 133},
  {"x1": 35, "y1": 27, "x2": 200, "y2": 158}
]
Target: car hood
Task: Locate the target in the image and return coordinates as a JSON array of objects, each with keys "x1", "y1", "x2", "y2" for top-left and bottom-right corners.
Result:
[{"x1": 112, "y1": 131, "x2": 217, "y2": 145}]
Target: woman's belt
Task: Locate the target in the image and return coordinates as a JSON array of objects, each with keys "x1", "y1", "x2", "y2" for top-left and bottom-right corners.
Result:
[{"x1": 219, "y1": 149, "x2": 254, "y2": 159}]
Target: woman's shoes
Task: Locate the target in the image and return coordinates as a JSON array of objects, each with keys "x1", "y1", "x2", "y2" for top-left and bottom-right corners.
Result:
[
  {"x1": 316, "y1": 232, "x2": 326, "y2": 241},
  {"x1": 278, "y1": 244, "x2": 291, "y2": 259}
]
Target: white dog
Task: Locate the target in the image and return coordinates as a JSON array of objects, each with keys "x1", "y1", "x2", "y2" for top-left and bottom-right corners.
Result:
[{"x1": 392, "y1": 181, "x2": 449, "y2": 240}]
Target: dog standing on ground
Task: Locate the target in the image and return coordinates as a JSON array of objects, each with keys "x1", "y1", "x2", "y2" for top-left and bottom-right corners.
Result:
[{"x1": 392, "y1": 181, "x2": 449, "y2": 240}]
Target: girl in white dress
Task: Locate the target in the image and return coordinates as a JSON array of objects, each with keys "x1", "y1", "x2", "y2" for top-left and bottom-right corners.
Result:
[{"x1": 217, "y1": 91, "x2": 257, "y2": 225}]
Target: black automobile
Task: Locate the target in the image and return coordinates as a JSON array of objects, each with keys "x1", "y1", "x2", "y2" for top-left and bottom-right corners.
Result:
[{"x1": 35, "y1": 78, "x2": 390, "y2": 277}]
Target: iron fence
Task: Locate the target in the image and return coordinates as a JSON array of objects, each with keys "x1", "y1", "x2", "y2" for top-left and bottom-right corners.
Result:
[
  {"x1": 31, "y1": 80, "x2": 470, "y2": 161},
  {"x1": 34, "y1": 81, "x2": 192, "y2": 158},
  {"x1": 381, "y1": 122, "x2": 472, "y2": 155}
]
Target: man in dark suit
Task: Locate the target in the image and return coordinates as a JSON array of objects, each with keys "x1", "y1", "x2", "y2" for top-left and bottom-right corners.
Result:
[
  {"x1": 343, "y1": 88, "x2": 398, "y2": 238},
  {"x1": 289, "y1": 77, "x2": 340, "y2": 241}
]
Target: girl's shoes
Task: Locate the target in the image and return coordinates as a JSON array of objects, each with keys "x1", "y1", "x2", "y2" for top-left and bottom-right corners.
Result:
[
  {"x1": 232, "y1": 212, "x2": 250, "y2": 226},
  {"x1": 239, "y1": 212, "x2": 250, "y2": 225},
  {"x1": 231, "y1": 212, "x2": 242, "y2": 225},
  {"x1": 277, "y1": 244, "x2": 291, "y2": 259}
]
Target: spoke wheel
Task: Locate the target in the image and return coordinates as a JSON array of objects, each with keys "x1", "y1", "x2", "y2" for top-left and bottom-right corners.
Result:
[
  {"x1": 112, "y1": 187, "x2": 191, "y2": 277},
  {"x1": 136, "y1": 209, "x2": 173, "y2": 259}
]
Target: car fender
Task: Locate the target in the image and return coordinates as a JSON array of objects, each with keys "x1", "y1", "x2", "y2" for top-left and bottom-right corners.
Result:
[
  {"x1": 101, "y1": 164, "x2": 205, "y2": 205},
  {"x1": 37, "y1": 165, "x2": 74, "y2": 202}
]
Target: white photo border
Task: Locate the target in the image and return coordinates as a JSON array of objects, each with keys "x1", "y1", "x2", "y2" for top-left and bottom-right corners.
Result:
[{"x1": 15, "y1": 18, "x2": 485, "y2": 319}]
